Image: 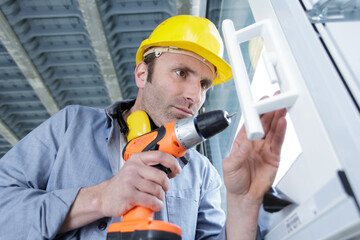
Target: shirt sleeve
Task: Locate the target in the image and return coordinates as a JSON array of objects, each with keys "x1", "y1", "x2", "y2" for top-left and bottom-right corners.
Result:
[
  {"x1": 0, "y1": 106, "x2": 81, "y2": 239},
  {"x1": 194, "y1": 167, "x2": 264, "y2": 240}
]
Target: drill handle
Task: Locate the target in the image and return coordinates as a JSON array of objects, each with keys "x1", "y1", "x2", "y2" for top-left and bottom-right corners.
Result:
[
  {"x1": 122, "y1": 126, "x2": 165, "y2": 161},
  {"x1": 123, "y1": 121, "x2": 187, "y2": 174},
  {"x1": 123, "y1": 125, "x2": 172, "y2": 174},
  {"x1": 123, "y1": 121, "x2": 188, "y2": 160}
]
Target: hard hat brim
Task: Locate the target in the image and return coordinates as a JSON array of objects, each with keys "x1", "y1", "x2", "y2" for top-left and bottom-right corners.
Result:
[{"x1": 137, "y1": 40, "x2": 233, "y2": 85}]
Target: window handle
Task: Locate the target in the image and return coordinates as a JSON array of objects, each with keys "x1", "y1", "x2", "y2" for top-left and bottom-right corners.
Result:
[{"x1": 222, "y1": 19, "x2": 298, "y2": 140}]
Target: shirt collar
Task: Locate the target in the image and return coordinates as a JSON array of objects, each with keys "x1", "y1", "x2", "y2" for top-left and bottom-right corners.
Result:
[{"x1": 105, "y1": 99, "x2": 136, "y2": 134}]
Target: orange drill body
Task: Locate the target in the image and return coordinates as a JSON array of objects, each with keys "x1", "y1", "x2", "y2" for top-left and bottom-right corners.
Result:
[
  {"x1": 107, "y1": 110, "x2": 232, "y2": 240},
  {"x1": 123, "y1": 121, "x2": 187, "y2": 161},
  {"x1": 107, "y1": 112, "x2": 183, "y2": 240}
]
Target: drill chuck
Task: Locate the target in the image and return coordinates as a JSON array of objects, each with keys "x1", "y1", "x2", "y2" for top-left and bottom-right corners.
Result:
[{"x1": 175, "y1": 110, "x2": 232, "y2": 149}]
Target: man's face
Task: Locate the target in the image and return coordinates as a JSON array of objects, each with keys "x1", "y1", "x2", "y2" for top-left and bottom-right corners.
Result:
[{"x1": 141, "y1": 52, "x2": 214, "y2": 126}]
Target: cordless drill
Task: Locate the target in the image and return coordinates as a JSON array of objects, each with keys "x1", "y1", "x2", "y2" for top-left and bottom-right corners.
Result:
[{"x1": 107, "y1": 110, "x2": 234, "y2": 240}]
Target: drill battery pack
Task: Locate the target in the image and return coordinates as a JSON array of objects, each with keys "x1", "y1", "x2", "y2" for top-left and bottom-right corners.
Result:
[
  {"x1": 107, "y1": 229, "x2": 181, "y2": 240},
  {"x1": 106, "y1": 207, "x2": 181, "y2": 240}
]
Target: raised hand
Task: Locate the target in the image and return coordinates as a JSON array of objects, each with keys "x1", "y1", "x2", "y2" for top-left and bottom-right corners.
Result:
[{"x1": 223, "y1": 106, "x2": 287, "y2": 203}]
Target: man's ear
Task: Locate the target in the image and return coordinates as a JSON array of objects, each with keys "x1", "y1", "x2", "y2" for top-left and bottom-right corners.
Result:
[{"x1": 135, "y1": 61, "x2": 148, "y2": 89}]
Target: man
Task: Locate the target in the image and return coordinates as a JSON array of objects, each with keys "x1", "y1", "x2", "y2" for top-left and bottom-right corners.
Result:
[{"x1": 0, "y1": 15, "x2": 286, "y2": 239}]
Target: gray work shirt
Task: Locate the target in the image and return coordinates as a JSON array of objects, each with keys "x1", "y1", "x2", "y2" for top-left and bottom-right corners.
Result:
[{"x1": 0, "y1": 102, "x2": 226, "y2": 239}]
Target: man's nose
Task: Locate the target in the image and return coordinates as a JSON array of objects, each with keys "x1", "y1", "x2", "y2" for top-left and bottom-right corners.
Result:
[{"x1": 184, "y1": 80, "x2": 202, "y2": 104}]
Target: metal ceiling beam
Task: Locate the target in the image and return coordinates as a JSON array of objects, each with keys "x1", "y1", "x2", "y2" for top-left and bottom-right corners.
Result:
[
  {"x1": 176, "y1": 0, "x2": 206, "y2": 17},
  {"x1": 78, "y1": 0, "x2": 123, "y2": 102},
  {"x1": 0, "y1": 10, "x2": 60, "y2": 116},
  {"x1": 0, "y1": 119, "x2": 19, "y2": 146}
]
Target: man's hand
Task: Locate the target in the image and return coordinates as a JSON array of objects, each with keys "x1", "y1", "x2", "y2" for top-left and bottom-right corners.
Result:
[
  {"x1": 99, "y1": 151, "x2": 181, "y2": 217},
  {"x1": 59, "y1": 151, "x2": 181, "y2": 233},
  {"x1": 223, "y1": 107, "x2": 287, "y2": 203}
]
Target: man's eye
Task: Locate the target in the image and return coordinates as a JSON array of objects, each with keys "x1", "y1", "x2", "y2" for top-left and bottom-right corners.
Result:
[
  {"x1": 201, "y1": 81, "x2": 211, "y2": 89},
  {"x1": 176, "y1": 70, "x2": 186, "y2": 78}
]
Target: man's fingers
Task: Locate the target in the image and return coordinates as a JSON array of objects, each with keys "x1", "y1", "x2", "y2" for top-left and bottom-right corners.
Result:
[
  {"x1": 130, "y1": 190, "x2": 164, "y2": 213},
  {"x1": 134, "y1": 176, "x2": 166, "y2": 201},
  {"x1": 259, "y1": 91, "x2": 285, "y2": 137},
  {"x1": 226, "y1": 130, "x2": 252, "y2": 173},
  {"x1": 130, "y1": 151, "x2": 182, "y2": 178},
  {"x1": 137, "y1": 164, "x2": 170, "y2": 192},
  {"x1": 266, "y1": 108, "x2": 287, "y2": 142},
  {"x1": 260, "y1": 111, "x2": 276, "y2": 137},
  {"x1": 137, "y1": 194, "x2": 163, "y2": 212},
  {"x1": 271, "y1": 116, "x2": 287, "y2": 156},
  {"x1": 229, "y1": 121, "x2": 248, "y2": 156}
]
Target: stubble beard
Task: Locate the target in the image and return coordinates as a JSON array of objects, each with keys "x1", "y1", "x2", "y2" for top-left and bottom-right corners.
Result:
[{"x1": 142, "y1": 75, "x2": 201, "y2": 126}]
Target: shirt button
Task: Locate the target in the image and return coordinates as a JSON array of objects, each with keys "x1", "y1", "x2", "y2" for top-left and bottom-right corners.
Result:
[{"x1": 98, "y1": 221, "x2": 107, "y2": 231}]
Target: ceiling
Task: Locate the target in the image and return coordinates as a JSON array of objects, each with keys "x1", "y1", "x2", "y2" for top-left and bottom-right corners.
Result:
[{"x1": 0, "y1": 0, "x2": 222, "y2": 158}]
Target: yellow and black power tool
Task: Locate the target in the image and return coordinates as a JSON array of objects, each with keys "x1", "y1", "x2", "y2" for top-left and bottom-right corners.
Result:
[{"x1": 107, "y1": 110, "x2": 234, "y2": 240}]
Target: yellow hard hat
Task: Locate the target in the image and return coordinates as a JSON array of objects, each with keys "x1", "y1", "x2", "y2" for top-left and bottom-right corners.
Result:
[{"x1": 136, "y1": 15, "x2": 233, "y2": 85}]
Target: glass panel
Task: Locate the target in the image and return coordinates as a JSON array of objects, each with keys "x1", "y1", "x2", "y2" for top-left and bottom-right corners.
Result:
[
  {"x1": 203, "y1": 0, "x2": 255, "y2": 176},
  {"x1": 202, "y1": 0, "x2": 255, "y2": 211}
]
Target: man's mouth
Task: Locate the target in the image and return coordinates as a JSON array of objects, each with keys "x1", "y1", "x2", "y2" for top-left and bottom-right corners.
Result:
[{"x1": 174, "y1": 107, "x2": 193, "y2": 117}]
